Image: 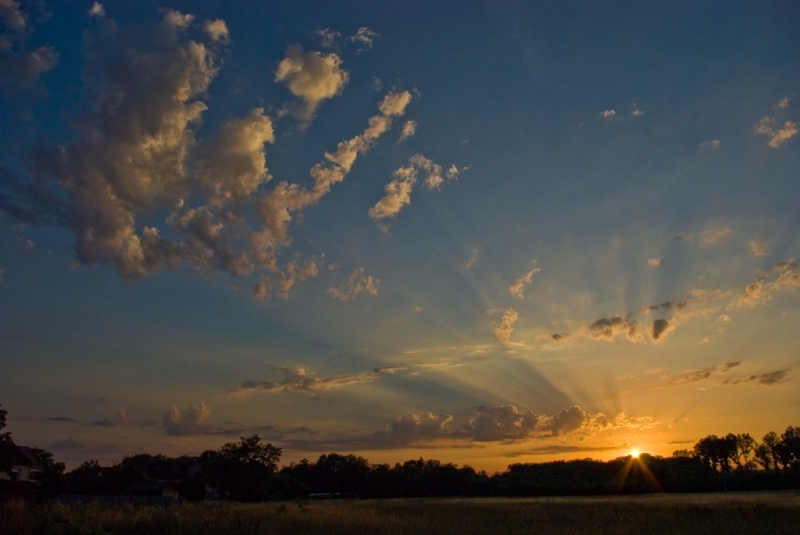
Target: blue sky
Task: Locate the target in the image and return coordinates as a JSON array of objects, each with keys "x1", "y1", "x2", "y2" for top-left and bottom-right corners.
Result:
[{"x1": 1, "y1": 0, "x2": 798, "y2": 471}]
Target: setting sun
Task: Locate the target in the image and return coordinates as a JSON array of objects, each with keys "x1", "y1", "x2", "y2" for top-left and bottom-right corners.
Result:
[{"x1": 631, "y1": 449, "x2": 640, "y2": 458}]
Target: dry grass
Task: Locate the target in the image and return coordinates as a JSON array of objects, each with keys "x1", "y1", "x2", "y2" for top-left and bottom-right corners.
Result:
[{"x1": 2, "y1": 491, "x2": 799, "y2": 535}]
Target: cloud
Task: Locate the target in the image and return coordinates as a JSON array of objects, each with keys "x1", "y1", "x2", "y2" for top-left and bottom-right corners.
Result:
[
  {"x1": 204, "y1": 19, "x2": 229, "y2": 44},
  {"x1": 88, "y1": 3, "x2": 105, "y2": 17},
  {"x1": 647, "y1": 257, "x2": 663, "y2": 268},
  {"x1": 551, "y1": 332, "x2": 570, "y2": 342},
  {"x1": 399, "y1": 120, "x2": 417, "y2": 142},
  {"x1": 194, "y1": 108, "x2": 275, "y2": 206},
  {"x1": 93, "y1": 419, "x2": 114, "y2": 427},
  {"x1": 163, "y1": 402, "x2": 210, "y2": 435},
  {"x1": 650, "y1": 318, "x2": 673, "y2": 342},
  {"x1": 509, "y1": 268, "x2": 540, "y2": 299},
  {"x1": 375, "y1": 412, "x2": 454, "y2": 445},
  {"x1": 327, "y1": 267, "x2": 378, "y2": 300},
  {"x1": 547, "y1": 406, "x2": 586, "y2": 436},
  {"x1": 368, "y1": 161, "x2": 417, "y2": 220},
  {"x1": 257, "y1": 90, "x2": 412, "y2": 252},
  {"x1": 458, "y1": 405, "x2": 547, "y2": 441},
  {"x1": 722, "y1": 369, "x2": 790, "y2": 386},
  {"x1": 349, "y1": 27, "x2": 378, "y2": 51},
  {"x1": 316, "y1": 28, "x2": 340, "y2": 48},
  {"x1": 275, "y1": 45, "x2": 348, "y2": 121},
  {"x1": 369, "y1": 154, "x2": 458, "y2": 220},
  {"x1": 493, "y1": 307, "x2": 519, "y2": 345},
  {"x1": 631, "y1": 103, "x2": 644, "y2": 117},
  {"x1": 674, "y1": 227, "x2": 732, "y2": 246},
  {"x1": 588, "y1": 315, "x2": 643, "y2": 342},
  {"x1": 666, "y1": 361, "x2": 741, "y2": 387},
  {"x1": 735, "y1": 280, "x2": 766, "y2": 308},
  {"x1": 461, "y1": 249, "x2": 479, "y2": 271},
  {"x1": 48, "y1": 439, "x2": 84, "y2": 451},
  {"x1": 699, "y1": 139, "x2": 722, "y2": 150},
  {"x1": 230, "y1": 366, "x2": 389, "y2": 396},
  {"x1": 46, "y1": 416, "x2": 76, "y2": 422},
  {"x1": 772, "y1": 264, "x2": 800, "y2": 290},
  {"x1": 750, "y1": 239, "x2": 768, "y2": 257},
  {"x1": 0, "y1": 0, "x2": 58, "y2": 88},
  {"x1": 14, "y1": 9, "x2": 222, "y2": 280},
  {"x1": 1, "y1": 6, "x2": 415, "y2": 296},
  {"x1": 600, "y1": 109, "x2": 616, "y2": 118},
  {"x1": 754, "y1": 97, "x2": 797, "y2": 148},
  {"x1": 700, "y1": 227, "x2": 732, "y2": 245},
  {"x1": 392, "y1": 405, "x2": 657, "y2": 444}
]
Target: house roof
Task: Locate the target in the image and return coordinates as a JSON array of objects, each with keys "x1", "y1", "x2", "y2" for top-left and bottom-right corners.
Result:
[{"x1": 0, "y1": 441, "x2": 43, "y2": 471}]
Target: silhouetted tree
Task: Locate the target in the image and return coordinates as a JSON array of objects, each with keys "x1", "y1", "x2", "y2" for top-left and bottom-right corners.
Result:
[
  {"x1": 762, "y1": 431, "x2": 781, "y2": 471},
  {"x1": 0, "y1": 404, "x2": 12, "y2": 473},
  {"x1": 779, "y1": 426, "x2": 800, "y2": 473},
  {"x1": 67, "y1": 460, "x2": 107, "y2": 495},
  {"x1": 200, "y1": 434, "x2": 282, "y2": 501},
  {"x1": 733, "y1": 433, "x2": 757, "y2": 472},
  {"x1": 27, "y1": 447, "x2": 65, "y2": 500}
]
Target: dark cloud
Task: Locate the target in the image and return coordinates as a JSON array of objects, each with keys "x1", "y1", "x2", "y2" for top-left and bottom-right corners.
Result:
[
  {"x1": 457, "y1": 405, "x2": 546, "y2": 442},
  {"x1": 549, "y1": 406, "x2": 586, "y2": 436},
  {"x1": 92, "y1": 419, "x2": 114, "y2": 427},
  {"x1": 45, "y1": 416, "x2": 75, "y2": 422},
  {"x1": 666, "y1": 367, "x2": 716, "y2": 387},
  {"x1": 641, "y1": 301, "x2": 688, "y2": 313},
  {"x1": 551, "y1": 332, "x2": 570, "y2": 342},
  {"x1": 588, "y1": 315, "x2": 642, "y2": 341},
  {"x1": 723, "y1": 370, "x2": 789, "y2": 386},
  {"x1": 0, "y1": 1, "x2": 58, "y2": 89},
  {"x1": 48, "y1": 438, "x2": 83, "y2": 450},
  {"x1": 721, "y1": 361, "x2": 741, "y2": 371},
  {"x1": 374, "y1": 412, "x2": 454, "y2": 446},
  {"x1": 650, "y1": 319, "x2": 672, "y2": 341}
]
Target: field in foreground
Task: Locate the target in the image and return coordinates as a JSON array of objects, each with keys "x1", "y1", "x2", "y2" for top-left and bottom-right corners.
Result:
[{"x1": 2, "y1": 491, "x2": 799, "y2": 535}]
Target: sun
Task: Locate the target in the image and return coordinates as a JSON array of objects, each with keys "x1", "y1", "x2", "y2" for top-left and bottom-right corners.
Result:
[{"x1": 630, "y1": 448, "x2": 640, "y2": 458}]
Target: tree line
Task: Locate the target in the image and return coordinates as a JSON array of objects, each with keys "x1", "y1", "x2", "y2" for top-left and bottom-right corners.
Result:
[{"x1": 1, "y1": 404, "x2": 799, "y2": 502}]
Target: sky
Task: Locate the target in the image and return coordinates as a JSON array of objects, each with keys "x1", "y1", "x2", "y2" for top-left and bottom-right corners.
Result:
[{"x1": 0, "y1": 0, "x2": 798, "y2": 473}]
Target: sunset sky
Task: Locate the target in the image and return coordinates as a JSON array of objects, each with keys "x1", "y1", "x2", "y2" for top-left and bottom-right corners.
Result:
[{"x1": 1, "y1": 0, "x2": 798, "y2": 473}]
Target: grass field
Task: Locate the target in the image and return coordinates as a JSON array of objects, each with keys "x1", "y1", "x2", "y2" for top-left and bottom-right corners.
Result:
[{"x1": 2, "y1": 491, "x2": 799, "y2": 535}]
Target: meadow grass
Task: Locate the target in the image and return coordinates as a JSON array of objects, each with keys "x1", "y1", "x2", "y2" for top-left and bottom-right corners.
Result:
[{"x1": 2, "y1": 491, "x2": 799, "y2": 535}]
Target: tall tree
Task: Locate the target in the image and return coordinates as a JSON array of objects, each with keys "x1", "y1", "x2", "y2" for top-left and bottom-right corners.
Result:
[
  {"x1": 779, "y1": 426, "x2": 800, "y2": 473},
  {"x1": 0, "y1": 403, "x2": 13, "y2": 474},
  {"x1": 733, "y1": 433, "x2": 757, "y2": 471},
  {"x1": 201, "y1": 434, "x2": 282, "y2": 502},
  {"x1": 762, "y1": 431, "x2": 781, "y2": 471},
  {"x1": 0, "y1": 403, "x2": 10, "y2": 442}
]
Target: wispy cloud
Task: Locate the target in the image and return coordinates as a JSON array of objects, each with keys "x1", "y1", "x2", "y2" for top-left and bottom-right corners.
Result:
[
  {"x1": 509, "y1": 267, "x2": 540, "y2": 299},
  {"x1": 493, "y1": 308, "x2": 520, "y2": 346},
  {"x1": 230, "y1": 366, "x2": 391, "y2": 396},
  {"x1": 699, "y1": 139, "x2": 722, "y2": 150},
  {"x1": 369, "y1": 154, "x2": 460, "y2": 220},
  {"x1": 399, "y1": 120, "x2": 417, "y2": 142},
  {"x1": 754, "y1": 97, "x2": 797, "y2": 148},
  {"x1": 665, "y1": 361, "x2": 741, "y2": 387},
  {"x1": 722, "y1": 370, "x2": 790, "y2": 386},
  {"x1": 328, "y1": 267, "x2": 378, "y2": 300}
]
